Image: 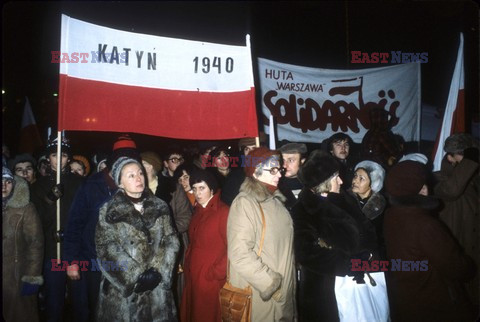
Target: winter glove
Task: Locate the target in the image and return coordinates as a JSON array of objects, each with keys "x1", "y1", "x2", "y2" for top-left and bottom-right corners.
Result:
[
  {"x1": 21, "y1": 282, "x2": 40, "y2": 296},
  {"x1": 347, "y1": 250, "x2": 372, "y2": 284},
  {"x1": 53, "y1": 230, "x2": 64, "y2": 243},
  {"x1": 47, "y1": 183, "x2": 64, "y2": 202},
  {"x1": 134, "y1": 268, "x2": 162, "y2": 293},
  {"x1": 463, "y1": 147, "x2": 479, "y2": 164}
]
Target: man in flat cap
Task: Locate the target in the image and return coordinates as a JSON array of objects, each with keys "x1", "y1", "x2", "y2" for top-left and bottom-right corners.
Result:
[
  {"x1": 433, "y1": 132, "x2": 479, "y2": 305},
  {"x1": 278, "y1": 142, "x2": 308, "y2": 210}
]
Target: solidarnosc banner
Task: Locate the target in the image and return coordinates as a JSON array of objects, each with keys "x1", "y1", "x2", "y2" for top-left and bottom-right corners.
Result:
[
  {"x1": 58, "y1": 14, "x2": 258, "y2": 140},
  {"x1": 258, "y1": 57, "x2": 421, "y2": 143}
]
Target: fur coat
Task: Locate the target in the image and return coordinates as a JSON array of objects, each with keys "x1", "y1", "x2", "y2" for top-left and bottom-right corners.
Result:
[
  {"x1": 227, "y1": 177, "x2": 296, "y2": 321},
  {"x1": 291, "y1": 188, "x2": 378, "y2": 322},
  {"x1": 95, "y1": 189, "x2": 180, "y2": 322},
  {"x1": 3, "y1": 175, "x2": 44, "y2": 322}
]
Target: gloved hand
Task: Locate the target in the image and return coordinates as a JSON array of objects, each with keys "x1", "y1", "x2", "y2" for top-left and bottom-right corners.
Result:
[
  {"x1": 21, "y1": 282, "x2": 40, "y2": 296},
  {"x1": 347, "y1": 250, "x2": 372, "y2": 284},
  {"x1": 463, "y1": 147, "x2": 479, "y2": 164},
  {"x1": 134, "y1": 268, "x2": 162, "y2": 293},
  {"x1": 47, "y1": 183, "x2": 64, "y2": 202},
  {"x1": 53, "y1": 230, "x2": 64, "y2": 243}
]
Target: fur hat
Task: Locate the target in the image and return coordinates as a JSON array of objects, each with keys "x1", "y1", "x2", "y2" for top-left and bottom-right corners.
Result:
[
  {"x1": 398, "y1": 153, "x2": 428, "y2": 165},
  {"x1": 298, "y1": 150, "x2": 340, "y2": 188},
  {"x1": 279, "y1": 143, "x2": 307, "y2": 155},
  {"x1": 189, "y1": 168, "x2": 219, "y2": 194},
  {"x1": 3, "y1": 167, "x2": 14, "y2": 181},
  {"x1": 140, "y1": 151, "x2": 162, "y2": 173},
  {"x1": 354, "y1": 160, "x2": 385, "y2": 193},
  {"x1": 444, "y1": 133, "x2": 476, "y2": 154},
  {"x1": 244, "y1": 147, "x2": 280, "y2": 177},
  {"x1": 111, "y1": 157, "x2": 143, "y2": 186},
  {"x1": 45, "y1": 137, "x2": 71, "y2": 157},
  {"x1": 8, "y1": 153, "x2": 37, "y2": 171},
  {"x1": 385, "y1": 160, "x2": 426, "y2": 197}
]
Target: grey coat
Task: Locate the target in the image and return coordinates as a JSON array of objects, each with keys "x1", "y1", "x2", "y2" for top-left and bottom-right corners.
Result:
[{"x1": 95, "y1": 190, "x2": 180, "y2": 322}]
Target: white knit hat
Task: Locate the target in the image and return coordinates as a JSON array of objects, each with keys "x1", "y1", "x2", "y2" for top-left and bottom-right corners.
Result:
[
  {"x1": 354, "y1": 160, "x2": 385, "y2": 193},
  {"x1": 398, "y1": 153, "x2": 428, "y2": 165}
]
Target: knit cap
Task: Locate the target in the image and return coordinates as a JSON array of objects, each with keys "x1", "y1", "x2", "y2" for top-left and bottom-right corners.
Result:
[{"x1": 111, "y1": 157, "x2": 143, "y2": 186}]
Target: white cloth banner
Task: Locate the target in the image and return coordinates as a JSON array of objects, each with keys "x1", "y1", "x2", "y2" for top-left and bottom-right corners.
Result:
[
  {"x1": 60, "y1": 14, "x2": 254, "y2": 92},
  {"x1": 258, "y1": 58, "x2": 421, "y2": 143}
]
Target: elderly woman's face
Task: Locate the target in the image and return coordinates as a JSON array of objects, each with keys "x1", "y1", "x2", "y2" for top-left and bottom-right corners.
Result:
[
  {"x1": 192, "y1": 181, "x2": 213, "y2": 206},
  {"x1": 352, "y1": 168, "x2": 372, "y2": 198},
  {"x1": 254, "y1": 164, "x2": 282, "y2": 187},
  {"x1": 329, "y1": 173, "x2": 343, "y2": 193},
  {"x1": 2, "y1": 178, "x2": 14, "y2": 199},
  {"x1": 119, "y1": 163, "x2": 145, "y2": 198}
]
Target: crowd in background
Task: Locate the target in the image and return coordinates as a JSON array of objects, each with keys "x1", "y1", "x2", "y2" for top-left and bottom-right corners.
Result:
[{"x1": 2, "y1": 114, "x2": 479, "y2": 321}]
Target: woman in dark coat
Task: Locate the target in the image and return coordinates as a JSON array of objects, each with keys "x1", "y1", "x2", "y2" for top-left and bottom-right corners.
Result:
[
  {"x1": 95, "y1": 157, "x2": 180, "y2": 322},
  {"x1": 384, "y1": 160, "x2": 477, "y2": 321},
  {"x1": 291, "y1": 150, "x2": 380, "y2": 322},
  {"x1": 180, "y1": 169, "x2": 229, "y2": 322}
]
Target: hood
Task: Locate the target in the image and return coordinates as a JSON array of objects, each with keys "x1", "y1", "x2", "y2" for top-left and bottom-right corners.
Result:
[{"x1": 6, "y1": 175, "x2": 30, "y2": 208}]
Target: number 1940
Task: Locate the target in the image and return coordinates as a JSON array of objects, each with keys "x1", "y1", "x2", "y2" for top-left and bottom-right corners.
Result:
[{"x1": 193, "y1": 56, "x2": 234, "y2": 74}]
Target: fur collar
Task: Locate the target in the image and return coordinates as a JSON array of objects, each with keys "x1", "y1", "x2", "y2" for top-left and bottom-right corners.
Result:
[
  {"x1": 6, "y1": 175, "x2": 30, "y2": 209},
  {"x1": 347, "y1": 189, "x2": 386, "y2": 220},
  {"x1": 105, "y1": 190, "x2": 170, "y2": 243},
  {"x1": 296, "y1": 188, "x2": 360, "y2": 253},
  {"x1": 387, "y1": 193, "x2": 439, "y2": 210},
  {"x1": 239, "y1": 177, "x2": 286, "y2": 203}
]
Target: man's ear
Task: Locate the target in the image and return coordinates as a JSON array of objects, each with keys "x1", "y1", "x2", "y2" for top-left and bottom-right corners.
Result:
[
  {"x1": 163, "y1": 160, "x2": 169, "y2": 168},
  {"x1": 301, "y1": 158, "x2": 306, "y2": 165}
]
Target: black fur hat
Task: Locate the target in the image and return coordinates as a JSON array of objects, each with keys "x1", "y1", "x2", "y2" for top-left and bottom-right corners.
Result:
[{"x1": 298, "y1": 150, "x2": 340, "y2": 188}]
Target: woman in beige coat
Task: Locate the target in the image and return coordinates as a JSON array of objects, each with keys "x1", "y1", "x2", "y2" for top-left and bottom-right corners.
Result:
[{"x1": 227, "y1": 147, "x2": 296, "y2": 321}]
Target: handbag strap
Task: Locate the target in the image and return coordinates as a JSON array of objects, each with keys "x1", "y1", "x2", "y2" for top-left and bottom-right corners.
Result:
[{"x1": 227, "y1": 202, "x2": 266, "y2": 282}]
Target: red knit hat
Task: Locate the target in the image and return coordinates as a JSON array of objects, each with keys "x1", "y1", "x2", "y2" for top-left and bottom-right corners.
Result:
[
  {"x1": 113, "y1": 134, "x2": 136, "y2": 151},
  {"x1": 244, "y1": 147, "x2": 280, "y2": 177}
]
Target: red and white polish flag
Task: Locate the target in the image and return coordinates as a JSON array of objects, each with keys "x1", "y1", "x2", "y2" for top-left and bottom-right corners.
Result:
[
  {"x1": 432, "y1": 33, "x2": 465, "y2": 171},
  {"x1": 59, "y1": 14, "x2": 258, "y2": 140}
]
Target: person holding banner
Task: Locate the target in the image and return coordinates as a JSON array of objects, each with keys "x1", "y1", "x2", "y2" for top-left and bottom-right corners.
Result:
[
  {"x1": 227, "y1": 147, "x2": 296, "y2": 321},
  {"x1": 95, "y1": 156, "x2": 180, "y2": 322},
  {"x1": 30, "y1": 137, "x2": 84, "y2": 322}
]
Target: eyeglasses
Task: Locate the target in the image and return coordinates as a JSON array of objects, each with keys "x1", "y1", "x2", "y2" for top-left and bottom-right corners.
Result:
[
  {"x1": 263, "y1": 167, "x2": 285, "y2": 175},
  {"x1": 168, "y1": 157, "x2": 184, "y2": 164}
]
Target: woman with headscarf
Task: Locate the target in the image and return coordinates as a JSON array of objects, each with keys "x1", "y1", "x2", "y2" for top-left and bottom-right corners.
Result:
[
  {"x1": 95, "y1": 157, "x2": 180, "y2": 322},
  {"x1": 291, "y1": 150, "x2": 385, "y2": 322},
  {"x1": 3, "y1": 167, "x2": 44, "y2": 322},
  {"x1": 227, "y1": 147, "x2": 296, "y2": 321},
  {"x1": 180, "y1": 169, "x2": 229, "y2": 321}
]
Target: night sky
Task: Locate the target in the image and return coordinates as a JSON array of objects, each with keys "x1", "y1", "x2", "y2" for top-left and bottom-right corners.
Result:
[{"x1": 2, "y1": 1, "x2": 478, "y2": 156}]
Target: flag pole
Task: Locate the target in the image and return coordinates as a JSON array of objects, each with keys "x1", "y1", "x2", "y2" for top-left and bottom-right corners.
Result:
[{"x1": 56, "y1": 130, "x2": 62, "y2": 264}]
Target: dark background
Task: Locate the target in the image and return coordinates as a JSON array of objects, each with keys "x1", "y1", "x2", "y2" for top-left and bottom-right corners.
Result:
[{"x1": 2, "y1": 1, "x2": 479, "y2": 157}]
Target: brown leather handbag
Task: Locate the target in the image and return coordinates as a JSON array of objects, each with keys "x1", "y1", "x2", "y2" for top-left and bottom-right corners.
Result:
[{"x1": 219, "y1": 204, "x2": 266, "y2": 322}]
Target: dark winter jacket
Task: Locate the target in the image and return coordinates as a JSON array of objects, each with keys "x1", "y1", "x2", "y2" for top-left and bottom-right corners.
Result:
[
  {"x1": 384, "y1": 193, "x2": 477, "y2": 322},
  {"x1": 95, "y1": 189, "x2": 180, "y2": 322},
  {"x1": 31, "y1": 169, "x2": 83, "y2": 259},
  {"x1": 291, "y1": 188, "x2": 378, "y2": 322},
  {"x1": 64, "y1": 168, "x2": 117, "y2": 265},
  {"x1": 3, "y1": 176, "x2": 44, "y2": 322}
]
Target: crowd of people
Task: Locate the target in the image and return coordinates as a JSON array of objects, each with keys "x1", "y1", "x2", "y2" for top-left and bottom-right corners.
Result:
[{"x1": 2, "y1": 126, "x2": 479, "y2": 322}]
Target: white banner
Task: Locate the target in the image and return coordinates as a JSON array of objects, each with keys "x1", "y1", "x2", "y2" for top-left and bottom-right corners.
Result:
[
  {"x1": 258, "y1": 58, "x2": 421, "y2": 143},
  {"x1": 59, "y1": 14, "x2": 254, "y2": 92}
]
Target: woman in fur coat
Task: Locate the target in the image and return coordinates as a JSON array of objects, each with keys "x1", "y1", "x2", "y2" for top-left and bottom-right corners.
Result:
[
  {"x1": 95, "y1": 157, "x2": 180, "y2": 322},
  {"x1": 348, "y1": 160, "x2": 387, "y2": 257},
  {"x1": 291, "y1": 150, "x2": 382, "y2": 322},
  {"x1": 3, "y1": 168, "x2": 44, "y2": 322},
  {"x1": 227, "y1": 147, "x2": 296, "y2": 321}
]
